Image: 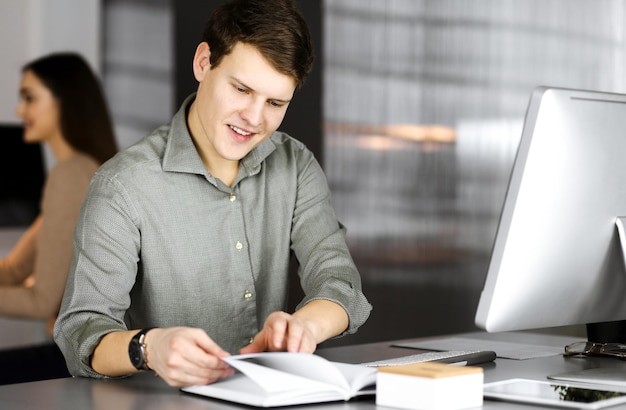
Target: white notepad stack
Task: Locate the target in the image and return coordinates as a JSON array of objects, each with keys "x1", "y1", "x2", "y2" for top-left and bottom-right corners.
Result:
[{"x1": 376, "y1": 362, "x2": 483, "y2": 410}]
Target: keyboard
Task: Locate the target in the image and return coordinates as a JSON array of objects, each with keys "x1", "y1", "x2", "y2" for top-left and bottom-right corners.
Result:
[
  {"x1": 393, "y1": 337, "x2": 564, "y2": 360},
  {"x1": 361, "y1": 350, "x2": 496, "y2": 367}
]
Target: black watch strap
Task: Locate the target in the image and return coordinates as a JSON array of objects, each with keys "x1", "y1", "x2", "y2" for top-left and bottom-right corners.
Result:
[{"x1": 129, "y1": 328, "x2": 155, "y2": 370}]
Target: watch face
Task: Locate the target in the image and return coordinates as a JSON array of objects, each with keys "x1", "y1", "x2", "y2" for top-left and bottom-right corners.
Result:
[{"x1": 129, "y1": 339, "x2": 144, "y2": 369}]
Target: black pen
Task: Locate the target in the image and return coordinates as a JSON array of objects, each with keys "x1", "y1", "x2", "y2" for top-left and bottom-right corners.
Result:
[{"x1": 438, "y1": 350, "x2": 497, "y2": 366}]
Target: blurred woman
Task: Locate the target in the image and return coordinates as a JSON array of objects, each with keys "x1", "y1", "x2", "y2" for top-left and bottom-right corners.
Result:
[{"x1": 0, "y1": 52, "x2": 118, "y2": 384}]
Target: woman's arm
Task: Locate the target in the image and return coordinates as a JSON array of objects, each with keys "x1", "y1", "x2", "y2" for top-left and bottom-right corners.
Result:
[{"x1": 0, "y1": 216, "x2": 40, "y2": 286}]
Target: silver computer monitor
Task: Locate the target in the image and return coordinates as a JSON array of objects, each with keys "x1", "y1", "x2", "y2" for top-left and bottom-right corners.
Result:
[{"x1": 475, "y1": 86, "x2": 626, "y2": 341}]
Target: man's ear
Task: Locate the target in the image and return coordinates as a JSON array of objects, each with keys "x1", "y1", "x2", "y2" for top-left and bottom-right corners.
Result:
[{"x1": 192, "y1": 42, "x2": 211, "y2": 82}]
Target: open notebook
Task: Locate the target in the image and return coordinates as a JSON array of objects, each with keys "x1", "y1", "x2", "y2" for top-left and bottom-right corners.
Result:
[{"x1": 182, "y1": 352, "x2": 377, "y2": 407}]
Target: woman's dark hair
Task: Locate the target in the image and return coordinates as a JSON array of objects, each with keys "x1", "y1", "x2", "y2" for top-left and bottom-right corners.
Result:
[
  {"x1": 202, "y1": 0, "x2": 314, "y2": 89},
  {"x1": 23, "y1": 52, "x2": 118, "y2": 165}
]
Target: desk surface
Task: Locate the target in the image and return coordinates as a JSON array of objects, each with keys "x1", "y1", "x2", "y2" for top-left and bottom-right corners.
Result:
[{"x1": 0, "y1": 331, "x2": 624, "y2": 410}]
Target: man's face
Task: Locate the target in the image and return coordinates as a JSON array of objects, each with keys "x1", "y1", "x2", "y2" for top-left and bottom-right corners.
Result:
[{"x1": 192, "y1": 42, "x2": 296, "y2": 166}]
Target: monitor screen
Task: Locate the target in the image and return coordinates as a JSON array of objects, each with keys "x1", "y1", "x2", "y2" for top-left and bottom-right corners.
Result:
[{"x1": 475, "y1": 87, "x2": 626, "y2": 341}]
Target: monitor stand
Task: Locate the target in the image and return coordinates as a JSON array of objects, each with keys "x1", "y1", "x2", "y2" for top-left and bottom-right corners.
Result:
[
  {"x1": 591, "y1": 219, "x2": 626, "y2": 342},
  {"x1": 616, "y1": 217, "x2": 626, "y2": 268}
]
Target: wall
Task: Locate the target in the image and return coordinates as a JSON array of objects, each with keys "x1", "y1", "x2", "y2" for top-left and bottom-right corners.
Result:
[
  {"x1": 102, "y1": 0, "x2": 173, "y2": 150},
  {"x1": 0, "y1": 0, "x2": 101, "y2": 125},
  {"x1": 0, "y1": 0, "x2": 170, "y2": 162},
  {"x1": 0, "y1": 0, "x2": 100, "y2": 171}
]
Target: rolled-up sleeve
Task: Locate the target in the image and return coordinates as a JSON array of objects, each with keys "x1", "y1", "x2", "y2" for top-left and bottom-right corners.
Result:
[
  {"x1": 290, "y1": 146, "x2": 372, "y2": 334},
  {"x1": 54, "y1": 173, "x2": 140, "y2": 378}
]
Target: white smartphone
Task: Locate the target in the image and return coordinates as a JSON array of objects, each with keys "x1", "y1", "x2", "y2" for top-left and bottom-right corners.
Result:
[{"x1": 483, "y1": 379, "x2": 626, "y2": 409}]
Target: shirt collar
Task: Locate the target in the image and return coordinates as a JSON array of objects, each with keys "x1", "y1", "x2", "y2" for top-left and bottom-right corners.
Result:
[
  {"x1": 162, "y1": 93, "x2": 277, "y2": 179},
  {"x1": 162, "y1": 94, "x2": 207, "y2": 176}
]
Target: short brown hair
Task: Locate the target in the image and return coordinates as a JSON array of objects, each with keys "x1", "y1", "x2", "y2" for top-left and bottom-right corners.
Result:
[{"x1": 202, "y1": 0, "x2": 314, "y2": 89}]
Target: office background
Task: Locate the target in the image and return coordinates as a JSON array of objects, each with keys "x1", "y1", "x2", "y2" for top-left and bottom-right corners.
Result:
[{"x1": 1, "y1": 0, "x2": 625, "y2": 347}]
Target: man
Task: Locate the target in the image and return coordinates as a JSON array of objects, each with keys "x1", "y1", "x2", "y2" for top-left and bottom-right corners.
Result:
[{"x1": 54, "y1": 0, "x2": 371, "y2": 388}]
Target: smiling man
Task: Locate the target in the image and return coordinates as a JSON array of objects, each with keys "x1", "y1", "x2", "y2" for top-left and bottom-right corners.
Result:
[{"x1": 53, "y1": 0, "x2": 371, "y2": 388}]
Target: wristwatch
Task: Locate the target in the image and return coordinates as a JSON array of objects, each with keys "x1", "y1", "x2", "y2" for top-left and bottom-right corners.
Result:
[{"x1": 128, "y1": 328, "x2": 155, "y2": 370}]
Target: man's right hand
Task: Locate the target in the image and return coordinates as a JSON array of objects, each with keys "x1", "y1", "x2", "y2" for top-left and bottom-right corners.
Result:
[
  {"x1": 144, "y1": 327, "x2": 233, "y2": 387},
  {"x1": 91, "y1": 327, "x2": 233, "y2": 388}
]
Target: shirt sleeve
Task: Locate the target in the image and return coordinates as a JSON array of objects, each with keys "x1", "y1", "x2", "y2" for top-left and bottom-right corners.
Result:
[
  {"x1": 54, "y1": 172, "x2": 140, "y2": 378},
  {"x1": 289, "y1": 148, "x2": 372, "y2": 335}
]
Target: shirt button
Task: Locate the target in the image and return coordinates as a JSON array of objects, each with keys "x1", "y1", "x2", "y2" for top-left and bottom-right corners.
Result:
[
  {"x1": 244, "y1": 290, "x2": 253, "y2": 299},
  {"x1": 229, "y1": 194, "x2": 236, "y2": 202},
  {"x1": 249, "y1": 337, "x2": 254, "y2": 344},
  {"x1": 235, "y1": 241, "x2": 243, "y2": 250}
]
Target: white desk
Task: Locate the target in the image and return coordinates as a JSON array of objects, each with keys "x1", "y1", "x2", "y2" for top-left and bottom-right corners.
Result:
[
  {"x1": 0, "y1": 228, "x2": 49, "y2": 349},
  {"x1": 0, "y1": 331, "x2": 624, "y2": 409}
]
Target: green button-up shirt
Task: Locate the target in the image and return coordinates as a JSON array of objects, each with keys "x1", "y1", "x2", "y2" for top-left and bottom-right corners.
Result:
[{"x1": 54, "y1": 95, "x2": 372, "y2": 377}]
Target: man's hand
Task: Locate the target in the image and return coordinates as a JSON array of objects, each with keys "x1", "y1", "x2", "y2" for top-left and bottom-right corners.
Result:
[
  {"x1": 239, "y1": 300, "x2": 349, "y2": 355},
  {"x1": 240, "y1": 311, "x2": 317, "y2": 354},
  {"x1": 91, "y1": 327, "x2": 233, "y2": 388},
  {"x1": 145, "y1": 327, "x2": 233, "y2": 387}
]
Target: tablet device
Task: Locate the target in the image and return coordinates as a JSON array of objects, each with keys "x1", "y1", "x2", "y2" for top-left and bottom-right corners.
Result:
[{"x1": 483, "y1": 379, "x2": 626, "y2": 409}]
